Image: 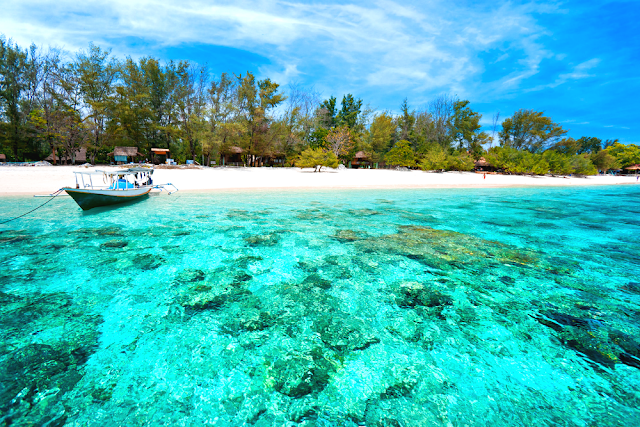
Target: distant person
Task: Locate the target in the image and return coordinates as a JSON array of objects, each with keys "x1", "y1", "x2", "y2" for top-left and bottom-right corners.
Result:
[{"x1": 483, "y1": 173, "x2": 486, "y2": 180}]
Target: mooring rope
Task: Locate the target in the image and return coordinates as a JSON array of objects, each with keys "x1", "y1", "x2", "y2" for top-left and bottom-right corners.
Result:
[{"x1": 0, "y1": 189, "x2": 64, "y2": 225}]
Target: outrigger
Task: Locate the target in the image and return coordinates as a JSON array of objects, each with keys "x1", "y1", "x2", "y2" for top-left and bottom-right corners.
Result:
[{"x1": 62, "y1": 167, "x2": 178, "y2": 210}]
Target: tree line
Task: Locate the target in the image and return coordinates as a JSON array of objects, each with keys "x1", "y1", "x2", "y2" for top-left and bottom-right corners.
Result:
[{"x1": 1, "y1": 37, "x2": 639, "y2": 174}]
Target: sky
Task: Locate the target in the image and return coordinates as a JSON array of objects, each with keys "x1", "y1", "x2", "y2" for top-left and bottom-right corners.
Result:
[{"x1": 2, "y1": 0, "x2": 639, "y2": 143}]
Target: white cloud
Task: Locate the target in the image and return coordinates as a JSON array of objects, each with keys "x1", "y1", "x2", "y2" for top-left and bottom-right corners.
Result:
[{"x1": 0, "y1": 0, "x2": 565, "y2": 101}]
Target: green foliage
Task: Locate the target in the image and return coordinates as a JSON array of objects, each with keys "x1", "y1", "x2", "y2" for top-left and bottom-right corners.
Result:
[
  {"x1": 447, "y1": 151, "x2": 475, "y2": 171},
  {"x1": 590, "y1": 150, "x2": 619, "y2": 173},
  {"x1": 485, "y1": 146, "x2": 549, "y2": 175},
  {"x1": 450, "y1": 100, "x2": 488, "y2": 157},
  {"x1": 576, "y1": 136, "x2": 602, "y2": 154},
  {"x1": 336, "y1": 94, "x2": 362, "y2": 129},
  {"x1": 571, "y1": 154, "x2": 597, "y2": 175},
  {"x1": 500, "y1": 109, "x2": 567, "y2": 153},
  {"x1": 542, "y1": 150, "x2": 573, "y2": 175},
  {"x1": 296, "y1": 147, "x2": 338, "y2": 172},
  {"x1": 605, "y1": 142, "x2": 640, "y2": 168},
  {"x1": 385, "y1": 140, "x2": 415, "y2": 167},
  {"x1": 418, "y1": 144, "x2": 448, "y2": 171},
  {"x1": 368, "y1": 113, "x2": 395, "y2": 161}
]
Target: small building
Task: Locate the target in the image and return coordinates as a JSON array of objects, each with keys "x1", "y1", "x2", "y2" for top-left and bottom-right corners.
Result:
[
  {"x1": 151, "y1": 148, "x2": 170, "y2": 165},
  {"x1": 0, "y1": 153, "x2": 6, "y2": 163},
  {"x1": 110, "y1": 147, "x2": 143, "y2": 164},
  {"x1": 351, "y1": 151, "x2": 372, "y2": 169},
  {"x1": 474, "y1": 157, "x2": 497, "y2": 172},
  {"x1": 44, "y1": 147, "x2": 87, "y2": 165},
  {"x1": 220, "y1": 146, "x2": 244, "y2": 166},
  {"x1": 624, "y1": 164, "x2": 640, "y2": 175}
]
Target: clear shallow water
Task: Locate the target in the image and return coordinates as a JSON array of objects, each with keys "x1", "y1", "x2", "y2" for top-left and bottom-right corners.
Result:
[{"x1": 1, "y1": 186, "x2": 640, "y2": 426}]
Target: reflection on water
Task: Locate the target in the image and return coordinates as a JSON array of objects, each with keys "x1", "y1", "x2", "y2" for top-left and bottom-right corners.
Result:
[{"x1": 1, "y1": 186, "x2": 640, "y2": 426}]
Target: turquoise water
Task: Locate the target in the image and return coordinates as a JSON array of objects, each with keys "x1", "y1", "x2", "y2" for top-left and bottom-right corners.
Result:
[{"x1": 1, "y1": 186, "x2": 640, "y2": 426}]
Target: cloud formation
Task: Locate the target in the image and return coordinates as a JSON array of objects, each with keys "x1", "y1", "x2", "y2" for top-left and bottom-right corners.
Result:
[{"x1": 2, "y1": 0, "x2": 638, "y2": 142}]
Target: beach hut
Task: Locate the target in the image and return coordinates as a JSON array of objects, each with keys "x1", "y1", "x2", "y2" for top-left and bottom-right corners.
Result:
[
  {"x1": 44, "y1": 147, "x2": 87, "y2": 165},
  {"x1": 351, "y1": 151, "x2": 372, "y2": 169},
  {"x1": 151, "y1": 148, "x2": 170, "y2": 165},
  {"x1": 221, "y1": 146, "x2": 244, "y2": 166},
  {"x1": 625, "y1": 164, "x2": 640, "y2": 175},
  {"x1": 0, "y1": 153, "x2": 6, "y2": 163},
  {"x1": 474, "y1": 157, "x2": 496, "y2": 173},
  {"x1": 109, "y1": 147, "x2": 143, "y2": 164}
]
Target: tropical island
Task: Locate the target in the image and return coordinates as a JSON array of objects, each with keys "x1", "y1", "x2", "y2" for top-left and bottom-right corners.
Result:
[{"x1": 1, "y1": 38, "x2": 639, "y2": 178}]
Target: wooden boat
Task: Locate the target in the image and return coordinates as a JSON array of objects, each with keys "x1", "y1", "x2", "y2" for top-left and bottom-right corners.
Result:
[{"x1": 63, "y1": 167, "x2": 177, "y2": 210}]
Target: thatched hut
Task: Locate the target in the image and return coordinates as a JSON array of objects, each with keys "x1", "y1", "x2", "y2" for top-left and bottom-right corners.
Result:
[
  {"x1": 220, "y1": 146, "x2": 244, "y2": 166},
  {"x1": 474, "y1": 157, "x2": 497, "y2": 172},
  {"x1": 351, "y1": 151, "x2": 372, "y2": 169},
  {"x1": 44, "y1": 147, "x2": 87, "y2": 165},
  {"x1": 109, "y1": 147, "x2": 143, "y2": 164},
  {"x1": 151, "y1": 148, "x2": 170, "y2": 164},
  {"x1": 625, "y1": 164, "x2": 640, "y2": 174}
]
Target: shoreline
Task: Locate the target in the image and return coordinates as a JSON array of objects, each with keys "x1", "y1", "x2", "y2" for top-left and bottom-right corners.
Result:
[{"x1": 1, "y1": 165, "x2": 638, "y2": 196}]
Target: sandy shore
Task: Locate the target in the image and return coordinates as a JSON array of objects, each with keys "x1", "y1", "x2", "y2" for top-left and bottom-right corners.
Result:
[{"x1": 1, "y1": 165, "x2": 638, "y2": 195}]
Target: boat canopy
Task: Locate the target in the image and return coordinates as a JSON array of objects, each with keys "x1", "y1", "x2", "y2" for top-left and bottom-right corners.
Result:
[{"x1": 72, "y1": 167, "x2": 154, "y2": 177}]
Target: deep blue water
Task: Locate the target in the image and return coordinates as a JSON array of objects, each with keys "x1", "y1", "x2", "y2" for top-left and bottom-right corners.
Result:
[{"x1": 1, "y1": 186, "x2": 640, "y2": 426}]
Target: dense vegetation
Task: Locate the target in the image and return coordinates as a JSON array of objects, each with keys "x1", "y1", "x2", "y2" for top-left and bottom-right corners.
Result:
[{"x1": 1, "y1": 37, "x2": 639, "y2": 174}]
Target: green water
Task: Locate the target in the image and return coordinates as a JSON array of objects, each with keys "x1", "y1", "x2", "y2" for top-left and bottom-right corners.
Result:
[{"x1": 1, "y1": 186, "x2": 640, "y2": 426}]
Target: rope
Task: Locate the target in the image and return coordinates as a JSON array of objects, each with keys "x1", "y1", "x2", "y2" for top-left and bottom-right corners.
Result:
[{"x1": 0, "y1": 189, "x2": 64, "y2": 225}]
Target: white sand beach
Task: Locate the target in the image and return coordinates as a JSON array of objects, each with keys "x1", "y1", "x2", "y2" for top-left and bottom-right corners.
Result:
[{"x1": 1, "y1": 165, "x2": 638, "y2": 196}]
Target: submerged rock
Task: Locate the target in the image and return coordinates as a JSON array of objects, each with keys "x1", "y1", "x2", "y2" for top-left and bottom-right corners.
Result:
[
  {"x1": 333, "y1": 230, "x2": 365, "y2": 242},
  {"x1": 0, "y1": 292, "x2": 102, "y2": 425},
  {"x1": 313, "y1": 315, "x2": 379, "y2": 353},
  {"x1": 174, "y1": 268, "x2": 205, "y2": 283},
  {"x1": 621, "y1": 282, "x2": 640, "y2": 295},
  {"x1": 301, "y1": 274, "x2": 332, "y2": 290},
  {"x1": 101, "y1": 240, "x2": 128, "y2": 249},
  {"x1": 270, "y1": 350, "x2": 334, "y2": 398},
  {"x1": 396, "y1": 282, "x2": 453, "y2": 309},
  {"x1": 244, "y1": 233, "x2": 280, "y2": 247}
]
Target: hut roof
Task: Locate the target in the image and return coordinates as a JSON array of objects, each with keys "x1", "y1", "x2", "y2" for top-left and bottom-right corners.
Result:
[
  {"x1": 0, "y1": 153, "x2": 6, "y2": 161},
  {"x1": 354, "y1": 151, "x2": 368, "y2": 159},
  {"x1": 151, "y1": 148, "x2": 170, "y2": 153},
  {"x1": 45, "y1": 147, "x2": 86, "y2": 162},
  {"x1": 111, "y1": 146, "x2": 142, "y2": 157},
  {"x1": 625, "y1": 164, "x2": 640, "y2": 170},
  {"x1": 474, "y1": 157, "x2": 492, "y2": 167},
  {"x1": 227, "y1": 146, "x2": 244, "y2": 154}
]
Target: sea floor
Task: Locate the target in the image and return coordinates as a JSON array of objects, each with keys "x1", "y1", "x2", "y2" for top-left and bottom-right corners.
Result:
[{"x1": 1, "y1": 186, "x2": 640, "y2": 426}]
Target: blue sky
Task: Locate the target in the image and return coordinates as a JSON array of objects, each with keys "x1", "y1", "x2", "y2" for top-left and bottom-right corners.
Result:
[{"x1": 2, "y1": 0, "x2": 639, "y2": 143}]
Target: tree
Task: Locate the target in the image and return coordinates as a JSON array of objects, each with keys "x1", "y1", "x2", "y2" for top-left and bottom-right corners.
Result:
[
  {"x1": 571, "y1": 154, "x2": 597, "y2": 175},
  {"x1": 604, "y1": 142, "x2": 640, "y2": 168},
  {"x1": 398, "y1": 98, "x2": 415, "y2": 142},
  {"x1": 325, "y1": 125, "x2": 352, "y2": 158},
  {"x1": 418, "y1": 144, "x2": 448, "y2": 171},
  {"x1": 450, "y1": 100, "x2": 489, "y2": 159},
  {"x1": 576, "y1": 136, "x2": 602, "y2": 154},
  {"x1": 368, "y1": 112, "x2": 395, "y2": 161},
  {"x1": 542, "y1": 150, "x2": 573, "y2": 175},
  {"x1": 549, "y1": 137, "x2": 579, "y2": 155},
  {"x1": 75, "y1": 43, "x2": 119, "y2": 163},
  {"x1": 590, "y1": 150, "x2": 619, "y2": 173},
  {"x1": 296, "y1": 147, "x2": 338, "y2": 172},
  {"x1": 385, "y1": 140, "x2": 415, "y2": 167},
  {"x1": 0, "y1": 37, "x2": 40, "y2": 160},
  {"x1": 499, "y1": 109, "x2": 567, "y2": 152},
  {"x1": 428, "y1": 94, "x2": 456, "y2": 149},
  {"x1": 336, "y1": 94, "x2": 362, "y2": 129}
]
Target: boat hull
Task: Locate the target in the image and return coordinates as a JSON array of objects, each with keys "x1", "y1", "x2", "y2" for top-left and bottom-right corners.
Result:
[{"x1": 63, "y1": 187, "x2": 152, "y2": 210}]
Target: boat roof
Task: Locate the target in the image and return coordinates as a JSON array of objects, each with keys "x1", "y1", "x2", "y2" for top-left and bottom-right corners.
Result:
[{"x1": 73, "y1": 167, "x2": 154, "y2": 176}]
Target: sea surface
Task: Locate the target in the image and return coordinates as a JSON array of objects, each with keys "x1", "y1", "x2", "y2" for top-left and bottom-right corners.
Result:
[{"x1": 1, "y1": 185, "x2": 640, "y2": 426}]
